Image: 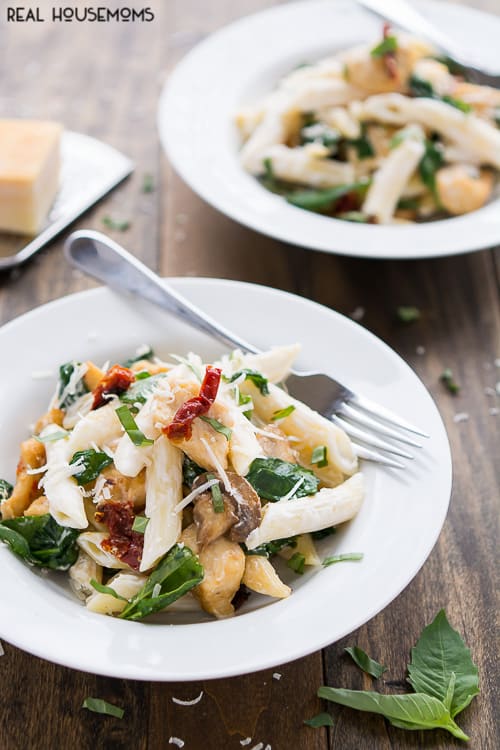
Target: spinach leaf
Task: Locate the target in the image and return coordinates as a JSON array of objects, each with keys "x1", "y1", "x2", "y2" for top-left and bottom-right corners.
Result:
[
  {"x1": 119, "y1": 544, "x2": 204, "y2": 621},
  {"x1": 119, "y1": 372, "x2": 167, "y2": 408},
  {"x1": 0, "y1": 479, "x2": 13, "y2": 502},
  {"x1": 82, "y1": 697, "x2": 124, "y2": 718},
  {"x1": 69, "y1": 449, "x2": 113, "y2": 485},
  {"x1": 317, "y1": 688, "x2": 468, "y2": 740},
  {"x1": 246, "y1": 458, "x2": 319, "y2": 501},
  {"x1": 123, "y1": 346, "x2": 154, "y2": 367},
  {"x1": 304, "y1": 712, "x2": 334, "y2": 728},
  {"x1": 419, "y1": 140, "x2": 444, "y2": 195},
  {"x1": 182, "y1": 456, "x2": 205, "y2": 488},
  {"x1": 409, "y1": 75, "x2": 471, "y2": 112},
  {"x1": 58, "y1": 361, "x2": 88, "y2": 409},
  {"x1": 286, "y1": 182, "x2": 369, "y2": 213},
  {"x1": 224, "y1": 369, "x2": 270, "y2": 395},
  {"x1": 345, "y1": 646, "x2": 387, "y2": 679},
  {"x1": 408, "y1": 609, "x2": 479, "y2": 718},
  {"x1": 0, "y1": 514, "x2": 79, "y2": 570},
  {"x1": 242, "y1": 536, "x2": 297, "y2": 558},
  {"x1": 347, "y1": 128, "x2": 375, "y2": 159}
]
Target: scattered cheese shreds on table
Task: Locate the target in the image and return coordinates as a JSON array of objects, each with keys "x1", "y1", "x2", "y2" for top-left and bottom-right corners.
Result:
[
  {"x1": 272, "y1": 672, "x2": 282, "y2": 680},
  {"x1": 240, "y1": 739, "x2": 252, "y2": 747},
  {"x1": 172, "y1": 691, "x2": 204, "y2": 706},
  {"x1": 453, "y1": 412, "x2": 470, "y2": 423},
  {"x1": 168, "y1": 738, "x2": 185, "y2": 748}
]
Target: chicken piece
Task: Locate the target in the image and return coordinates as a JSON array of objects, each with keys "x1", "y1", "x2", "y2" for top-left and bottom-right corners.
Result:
[
  {"x1": 130, "y1": 359, "x2": 170, "y2": 375},
  {"x1": 180, "y1": 524, "x2": 245, "y2": 618},
  {"x1": 24, "y1": 495, "x2": 49, "y2": 516},
  {"x1": 1, "y1": 438, "x2": 46, "y2": 519},
  {"x1": 83, "y1": 360, "x2": 104, "y2": 391},
  {"x1": 436, "y1": 165, "x2": 494, "y2": 215},
  {"x1": 99, "y1": 466, "x2": 146, "y2": 509},
  {"x1": 192, "y1": 472, "x2": 261, "y2": 547},
  {"x1": 256, "y1": 424, "x2": 298, "y2": 463},
  {"x1": 34, "y1": 407, "x2": 64, "y2": 434},
  {"x1": 242, "y1": 555, "x2": 291, "y2": 599}
]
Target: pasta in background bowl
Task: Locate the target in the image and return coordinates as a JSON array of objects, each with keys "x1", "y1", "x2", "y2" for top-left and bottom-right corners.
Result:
[
  {"x1": 159, "y1": 0, "x2": 500, "y2": 258},
  {"x1": 0, "y1": 279, "x2": 451, "y2": 679}
]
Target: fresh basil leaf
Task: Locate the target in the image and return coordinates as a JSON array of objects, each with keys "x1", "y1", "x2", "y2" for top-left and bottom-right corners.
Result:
[
  {"x1": 441, "y1": 95, "x2": 471, "y2": 113},
  {"x1": 131, "y1": 516, "x2": 149, "y2": 534},
  {"x1": 69, "y1": 449, "x2": 113, "y2": 486},
  {"x1": 304, "y1": 712, "x2": 334, "y2": 728},
  {"x1": 286, "y1": 182, "x2": 368, "y2": 212},
  {"x1": 322, "y1": 552, "x2": 363, "y2": 566},
  {"x1": 419, "y1": 140, "x2": 444, "y2": 194},
  {"x1": 119, "y1": 372, "x2": 167, "y2": 408},
  {"x1": 440, "y1": 368, "x2": 460, "y2": 395},
  {"x1": 82, "y1": 697, "x2": 124, "y2": 719},
  {"x1": 345, "y1": 647, "x2": 387, "y2": 679},
  {"x1": 122, "y1": 346, "x2": 154, "y2": 367},
  {"x1": 396, "y1": 306, "x2": 420, "y2": 324},
  {"x1": 0, "y1": 479, "x2": 13, "y2": 502},
  {"x1": 206, "y1": 473, "x2": 225, "y2": 513},
  {"x1": 90, "y1": 579, "x2": 128, "y2": 601},
  {"x1": 199, "y1": 416, "x2": 232, "y2": 441},
  {"x1": 318, "y1": 688, "x2": 468, "y2": 740},
  {"x1": 287, "y1": 551, "x2": 306, "y2": 574},
  {"x1": 182, "y1": 456, "x2": 205, "y2": 488},
  {"x1": 225, "y1": 369, "x2": 270, "y2": 395},
  {"x1": 0, "y1": 514, "x2": 79, "y2": 570},
  {"x1": 102, "y1": 215, "x2": 131, "y2": 232},
  {"x1": 311, "y1": 445, "x2": 328, "y2": 468},
  {"x1": 115, "y1": 405, "x2": 154, "y2": 447},
  {"x1": 371, "y1": 35, "x2": 398, "y2": 58},
  {"x1": 242, "y1": 536, "x2": 297, "y2": 558},
  {"x1": 119, "y1": 544, "x2": 204, "y2": 621},
  {"x1": 408, "y1": 74, "x2": 435, "y2": 98},
  {"x1": 271, "y1": 405, "x2": 295, "y2": 421},
  {"x1": 407, "y1": 609, "x2": 479, "y2": 718},
  {"x1": 58, "y1": 361, "x2": 88, "y2": 409},
  {"x1": 34, "y1": 429, "x2": 68, "y2": 444},
  {"x1": 246, "y1": 458, "x2": 319, "y2": 502}
]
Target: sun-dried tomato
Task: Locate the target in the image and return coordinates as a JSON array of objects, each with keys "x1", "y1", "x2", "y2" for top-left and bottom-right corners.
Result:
[
  {"x1": 92, "y1": 364, "x2": 135, "y2": 409},
  {"x1": 164, "y1": 365, "x2": 222, "y2": 441},
  {"x1": 97, "y1": 499, "x2": 144, "y2": 570}
]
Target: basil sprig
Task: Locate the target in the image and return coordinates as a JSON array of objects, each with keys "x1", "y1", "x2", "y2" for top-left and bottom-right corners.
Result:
[
  {"x1": 246, "y1": 458, "x2": 319, "y2": 502},
  {"x1": 0, "y1": 514, "x2": 79, "y2": 570},
  {"x1": 70, "y1": 449, "x2": 113, "y2": 485},
  {"x1": 120, "y1": 544, "x2": 204, "y2": 621}
]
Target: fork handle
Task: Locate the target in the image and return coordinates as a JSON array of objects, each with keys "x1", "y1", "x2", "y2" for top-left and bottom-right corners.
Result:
[{"x1": 64, "y1": 230, "x2": 260, "y2": 355}]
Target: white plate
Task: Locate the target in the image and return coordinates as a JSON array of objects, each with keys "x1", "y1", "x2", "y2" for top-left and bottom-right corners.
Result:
[
  {"x1": 158, "y1": 0, "x2": 500, "y2": 259},
  {"x1": 0, "y1": 279, "x2": 451, "y2": 680}
]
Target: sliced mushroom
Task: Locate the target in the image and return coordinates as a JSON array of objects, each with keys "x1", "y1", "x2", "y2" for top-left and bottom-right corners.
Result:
[
  {"x1": 256, "y1": 424, "x2": 298, "y2": 463},
  {"x1": 192, "y1": 472, "x2": 261, "y2": 547}
]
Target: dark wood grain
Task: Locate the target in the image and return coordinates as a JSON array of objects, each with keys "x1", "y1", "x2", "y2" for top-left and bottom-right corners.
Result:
[{"x1": 0, "y1": 1, "x2": 499, "y2": 749}]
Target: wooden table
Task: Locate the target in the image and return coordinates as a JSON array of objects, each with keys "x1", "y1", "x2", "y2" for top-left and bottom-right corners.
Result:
[{"x1": 1, "y1": 1, "x2": 498, "y2": 748}]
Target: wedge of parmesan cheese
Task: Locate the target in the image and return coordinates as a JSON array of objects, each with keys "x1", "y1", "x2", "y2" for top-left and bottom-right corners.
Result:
[{"x1": 0, "y1": 119, "x2": 62, "y2": 235}]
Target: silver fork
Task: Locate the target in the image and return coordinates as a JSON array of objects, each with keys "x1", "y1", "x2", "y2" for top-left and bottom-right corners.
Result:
[
  {"x1": 64, "y1": 230, "x2": 429, "y2": 469},
  {"x1": 356, "y1": 0, "x2": 500, "y2": 87}
]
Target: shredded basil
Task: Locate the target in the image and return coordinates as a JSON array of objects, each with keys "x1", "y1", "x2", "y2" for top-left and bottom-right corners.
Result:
[
  {"x1": 396, "y1": 306, "x2": 421, "y2": 324},
  {"x1": 311, "y1": 526, "x2": 336, "y2": 541},
  {"x1": 131, "y1": 516, "x2": 149, "y2": 534},
  {"x1": 0, "y1": 514, "x2": 79, "y2": 570},
  {"x1": 243, "y1": 536, "x2": 297, "y2": 558},
  {"x1": 199, "y1": 416, "x2": 232, "y2": 441},
  {"x1": 0, "y1": 479, "x2": 14, "y2": 502},
  {"x1": 287, "y1": 551, "x2": 306, "y2": 574},
  {"x1": 419, "y1": 139, "x2": 444, "y2": 195},
  {"x1": 396, "y1": 197, "x2": 419, "y2": 211},
  {"x1": 206, "y1": 473, "x2": 225, "y2": 513},
  {"x1": 347, "y1": 127, "x2": 375, "y2": 159},
  {"x1": 440, "y1": 368, "x2": 460, "y2": 395},
  {"x1": 271, "y1": 405, "x2": 295, "y2": 421},
  {"x1": 69, "y1": 449, "x2": 113, "y2": 485},
  {"x1": 34, "y1": 429, "x2": 68, "y2": 444},
  {"x1": 337, "y1": 211, "x2": 372, "y2": 223},
  {"x1": 119, "y1": 372, "x2": 167, "y2": 409},
  {"x1": 286, "y1": 181, "x2": 369, "y2": 213},
  {"x1": 182, "y1": 456, "x2": 205, "y2": 488},
  {"x1": 224, "y1": 369, "x2": 270, "y2": 395},
  {"x1": 409, "y1": 75, "x2": 471, "y2": 113},
  {"x1": 304, "y1": 712, "x2": 334, "y2": 728},
  {"x1": 82, "y1": 698, "x2": 124, "y2": 719},
  {"x1": 323, "y1": 552, "x2": 364, "y2": 566},
  {"x1": 371, "y1": 35, "x2": 398, "y2": 58},
  {"x1": 90, "y1": 579, "x2": 128, "y2": 601},
  {"x1": 115, "y1": 405, "x2": 154, "y2": 446},
  {"x1": 311, "y1": 445, "x2": 328, "y2": 468},
  {"x1": 246, "y1": 458, "x2": 319, "y2": 502},
  {"x1": 102, "y1": 215, "x2": 131, "y2": 232}
]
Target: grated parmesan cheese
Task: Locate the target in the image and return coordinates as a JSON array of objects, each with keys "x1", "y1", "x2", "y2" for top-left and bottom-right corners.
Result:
[
  {"x1": 0, "y1": 640, "x2": 4, "y2": 657},
  {"x1": 280, "y1": 476, "x2": 304, "y2": 502},
  {"x1": 168, "y1": 738, "x2": 184, "y2": 748},
  {"x1": 240, "y1": 739, "x2": 252, "y2": 747},
  {"x1": 57, "y1": 362, "x2": 88, "y2": 408},
  {"x1": 152, "y1": 583, "x2": 162, "y2": 598},
  {"x1": 175, "y1": 478, "x2": 220, "y2": 512},
  {"x1": 272, "y1": 672, "x2": 282, "y2": 680},
  {"x1": 171, "y1": 690, "x2": 204, "y2": 706},
  {"x1": 250, "y1": 743, "x2": 264, "y2": 750},
  {"x1": 200, "y1": 437, "x2": 232, "y2": 494},
  {"x1": 453, "y1": 412, "x2": 469, "y2": 424}
]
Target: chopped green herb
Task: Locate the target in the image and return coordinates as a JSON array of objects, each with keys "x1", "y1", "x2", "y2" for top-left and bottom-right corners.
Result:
[
  {"x1": 347, "y1": 127, "x2": 375, "y2": 160},
  {"x1": 90, "y1": 579, "x2": 128, "y2": 601},
  {"x1": 0, "y1": 479, "x2": 14, "y2": 502},
  {"x1": 199, "y1": 416, "x2": 232, "y2": 441},
  {"x1": 389, "y1": 132, "x2": 407, "y2": 150},
  {"x1": 120, "y1": 544, "x2": 204, "y2": 621},
  {"x1": 0, "y1": 514, "x2": 79, "y2": 570},
  {"x1": 119, "y1": 372, "x2": 167, "y2": 409},
  {"x1": 141, "y1": 173, "x2": 155, "y2": 193},
  {"x1": 345, "y1": 646, "x2": 387, "y2": 679},
  {"x1": 440, "y1": 368, "x2": 460, "y2": 395},
  {"x1": 286, "y1": 181, "x2": 369, "y2": 213},
  {"x1": 311, "y1": 445, "x2": 328, "y2": 468},
  {"x1": 225, "y1": 369, "x2": 270, "y2": 395},
  {"x1": 135, "y1": 371, "x2": 152, "y2": 380},
  {"x1": 304, "y1": 712, "x2": 334, "y2": 728},
  {"x1": 182, "y1": 456, "x2": 205, "y2": 488},
  {"x1": 82, "y1": 698, "x2": 124, "y2": 719},
  {"x1": 238, "y1": 391, "x2": 253, "y2": 419},
  {"x1": 69, "y1": 449, "x2": 113, "y2": 486},
  {"x1": 115, "y1": 405, "x2": 154, "y2": 446},
  {"x1": 58, "y1": 361, "x2": 88, "y2": 409},
  {"x1": 102, "y1": 215, "x2": 131, "y2": 232},
  {"x1": 371, "y1": 35, "x2": 398, "y2": 58},
  {"x1": 419, "y1": 139, "x2": 444, "y2": 195},
  {"x1": 396, "y1": 197, "x2": 419, "y2": 211},
  {"x1": 441, "y1": 95, "x2": 471, "y2": 113},
  {"x1": 206, "y1": 473, "x2": 225, "y2": 513},
  {"x1": 131, "y1": 516, "x2": 149, "y2": 534},
  {"x1": 271, "y1": 405, "x2": 295, "y2": 421},
  {"x1": 337, "y1": 211, "x2": 371, "y2": 223},
  {"x1": 34, "y1": 429, "x2": 68, "y2": 444},
  {"x1": 243, "y1": 536, "x2": 297, "y2": 558},
  {"x1": 409, "y1": 75, "x2": 471, "y2": 112},
  {"x1": 123, "y1": 346, "x2": 154, "y2": 367},
  {"x1": 311, "y1": 526, "x2": 336, "y2": 541},
  {"x1": 322, "y1": 552, "x2": 364, "y2": 566},
  {"x1": 396, "y1": 306, "x2": 421, "y2": 324},
  {"x1": 246, "y1": 458, "x2": 319, "y2": 502},
  {"x1": 287, "y1": 551, "x2": 306, "y2": 574}
]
